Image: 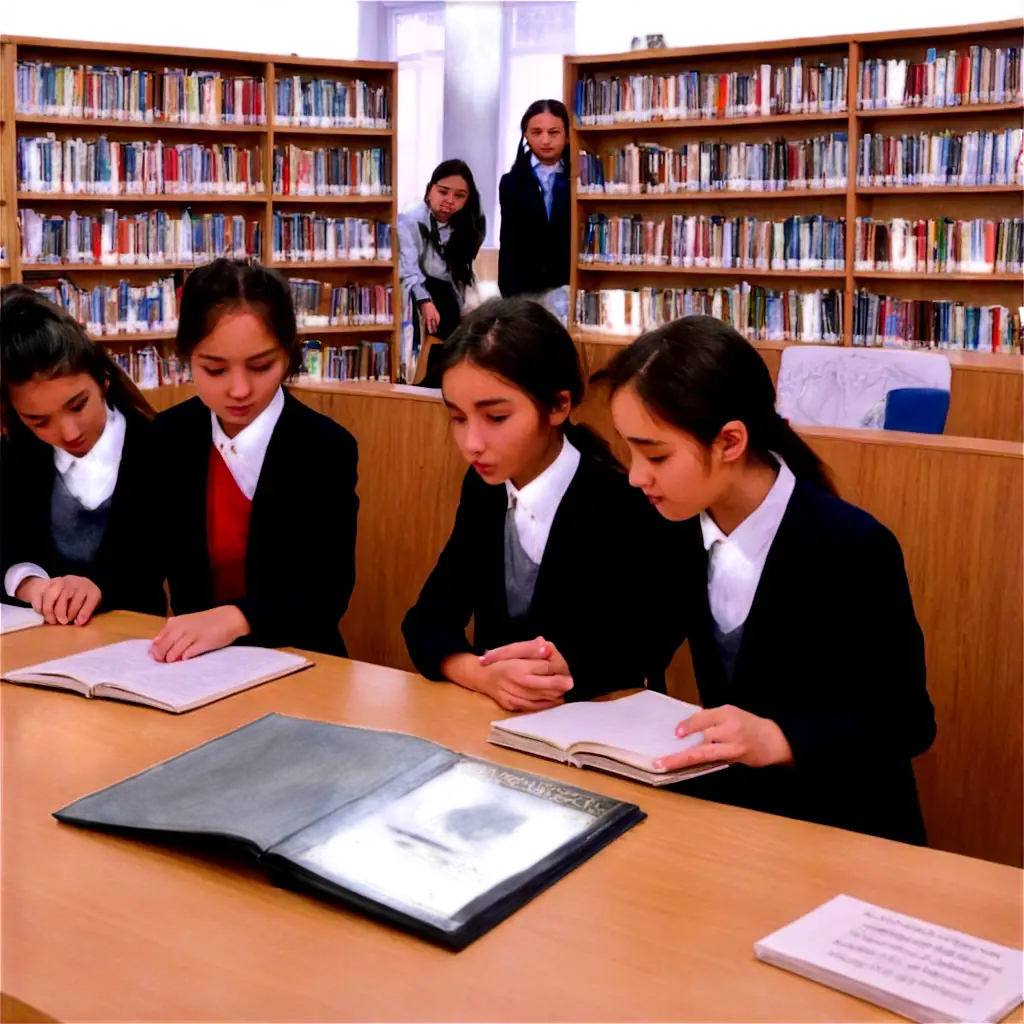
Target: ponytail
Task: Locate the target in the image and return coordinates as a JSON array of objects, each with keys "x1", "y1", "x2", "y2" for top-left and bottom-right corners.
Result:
[{"x1": 762, "y1": 411, "x2": 835, "y2": 495}]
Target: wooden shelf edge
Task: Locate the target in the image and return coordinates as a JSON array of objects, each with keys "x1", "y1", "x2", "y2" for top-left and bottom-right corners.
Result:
[
  {"x1": 295, "y1": 324, "x2": 395, "y2": 335},
  {"x1": 856, "y1": 185, "x2": 1024, "y2": 195},
  {"x1": 271, "y1": 124, "x2": 393, "y2": 137},
  {"x1": 576, "y1": 189, "x2": 848, "y2": 201},
  {"x1": 855, "y1": 102, "x2": 1024, "y2": 120},
  {"x1": 574, "y1": 111, "x2": 848, "y2": 132},
  {"x1": 577, "y1": 263, "x2": 847, "y2": 279},
  {"x1": 854, "y1": 271, "x2": 1024, "y2": 282},
  {"x1": 15, "y1": 114, "x2": 263, "y2": 132},
  {"x1": 271, "y1": 194, "x2": 394, "y2": 204},
  {"x1": 16, "y1": 192, "x2": 268, "y2": 203},
  {"x1": 271, "y1": 260, "x2": 395, "y2": 269}
]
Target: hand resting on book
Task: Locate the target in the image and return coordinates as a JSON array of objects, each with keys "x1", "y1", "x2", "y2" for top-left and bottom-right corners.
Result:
[
  {"x1": 653, "y1": 704, "x2": 793, "y2": 771},
  {"x1": 150, "y1": 606, "x2": 252, "y2": 663},
  {"x1": 17, "y1": 574, "x2": 102, "y2": 626}
]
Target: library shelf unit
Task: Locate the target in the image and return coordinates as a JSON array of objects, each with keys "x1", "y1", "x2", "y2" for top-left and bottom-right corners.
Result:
[
  {"x1": 0, "y1": 35, "x2": 402, "y2": 382},
  {"x1": 564, "y1": 20, "x2": 1024, "y2": 374}
]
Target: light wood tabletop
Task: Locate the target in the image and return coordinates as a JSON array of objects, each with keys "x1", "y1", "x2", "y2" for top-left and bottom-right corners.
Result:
[{"x1": 1, "y1": 612, "x2": 1021, "y2": 1024}]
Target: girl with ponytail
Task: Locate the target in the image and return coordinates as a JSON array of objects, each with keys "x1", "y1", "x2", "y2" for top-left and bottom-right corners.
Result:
[
  {"x1": 600, "y1": 314, "x2": 936, "y2": 845},
  {"x1": 402, "y1": 296, "x2": 668, "y2": 711}
]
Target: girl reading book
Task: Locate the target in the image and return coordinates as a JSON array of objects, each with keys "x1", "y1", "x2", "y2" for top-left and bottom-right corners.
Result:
[
  {"x1": 143, "y1": 259, "x2": 358, "y2": 661},
  {"x1": 600, "y1": 315, "x2": 936, "y2": 844},
  {"x1": 402, "y1": 296, "x2": 666, "y2": 712},
  {"x1": 1, "y1": 285, "x2": 163, "y2": 625}
]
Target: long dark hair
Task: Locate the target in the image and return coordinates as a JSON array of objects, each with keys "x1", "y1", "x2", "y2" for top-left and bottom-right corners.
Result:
[
  {"x1": 437, "y1": 296, "x2": 619, "y2": 468},
  {"x1": 422, "y1": 159, "x2": 486, "y2": 292},
  {"x1": 514, "y1": 98, "x2": 569, "y2": 170},
  {"x1": 597, "y1": 315, "x2": 835, "y2": 493},
  {"x1": 176, "y1": 258, "x2": 302, "y2": 376},
  {"x1": 0, "y1": 284, "x2": 154, "y2": 436}
]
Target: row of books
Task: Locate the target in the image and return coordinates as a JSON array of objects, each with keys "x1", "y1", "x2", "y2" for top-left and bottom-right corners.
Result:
[
  {"x1": 581, "y1": 214, "x2": 846, "y2": 270},
  {"x1": 856, "y1": 48, "x2": 1021, "y2": 110},
  {"x1": 33, "y1": 276, "x2": 179, "y2": 336},
  {"x1": 272, "y1": 145, "x2": 391, "y2": 196},
  {"x1": 108, "y1": 348, "x2": 193, "y2": 390},
  {"x1": 573, "y1": 60, "x2": 849, "y2": 125},
  {"x1": 852, "y1": 291, "x2": 1022, "y2": 352},
  {"x1": 288, "y1": 279, "x2": 394, "y2": 326},
  {"x1": 15, "y1": 61, "x2": 267, "y2": 124},
  {"x1": 857, "y1": 128, "x2": 1023, "y2": 187},
  {"x1": 575, "y1": 284, "x2": 844, "y2": 343},
  {"x1": 300, "y1": 339, "x2": 392, "y2": 382},
  {"x1": 19, "y1": 208, "x2": 261, "y2": 265},
  {"x1": 272, "y1": 214, "x2": 391, "y2": 263},
  {"x1": 853, "y1": 217, "x2": 1023, "y2": 275},
  {"x1": 273, "y1": 77, "x2": 390, "y2": 128},
  {"x1": 577, "y1": 135, "x2": 848, "y2": 193},
  {"x1": 17, "y1": 135, "x2": 264, "y2": 195}
]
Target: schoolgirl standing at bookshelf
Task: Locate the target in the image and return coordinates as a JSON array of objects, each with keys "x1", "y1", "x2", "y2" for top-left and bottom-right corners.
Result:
[
  {"x1": 142, "y1": 259, "x2": 359, "y2": 661},
  {"x1": 402, "y1": 296, "x2": 668, "y2": 711},
  {"x1": 599, "y1": 315, "x2": 936, "y2": 844},
  {"x1": 398, "y1": 159, "x2": 486, "y2": 383},
  {"x1": 0, "y1": 285, "x2": 164, "y2": 624},
  {"x1": 498, "y1": 99, "x2": 571, "y2": 322}
]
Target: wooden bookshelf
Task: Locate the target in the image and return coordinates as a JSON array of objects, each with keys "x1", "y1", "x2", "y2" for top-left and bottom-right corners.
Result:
[
  {"x1": 0, "y1": 36, "x2": 402, "y2": 380},
  {"x1": 564, "y1": 20, "x2": 1024, "y2": 367}
]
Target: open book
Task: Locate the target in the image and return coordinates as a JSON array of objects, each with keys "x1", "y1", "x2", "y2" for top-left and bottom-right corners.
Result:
[
  {"x1": 0, "y1": 604, "x2": 45, "y2": 635},
  {"x1": 755, "y1": 894, "x2": 1024, "y2": 1023},
  {"x1": 489, "y1": 689, "x2": 729, "y2": 786},
  {"x1": 3, "y1": 639, "x2": 310, "y2": 713}
]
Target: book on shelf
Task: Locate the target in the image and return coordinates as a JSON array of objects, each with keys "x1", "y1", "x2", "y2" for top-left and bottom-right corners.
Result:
[
  {"x1": 854, "y1": 216, "x2": 1022, "y2": 275},
  {"x1": 19, "y1": 207, "x2": 261, "y2": 266},
  {"x1": 52, "y1": 712, "x2": 646, "y2": 949},
  {"x1": 574, "y1": 58, "x2": 848, "y2": 125},
  {"x1": 852, "y1": 291, "x2": 1022, "y2": 353},
  {"x1": 108, "y1": 348, "x2": 192, "y2": 390},
  {"x1": 582, "y1": 213, "x2": 846, "y2": 272},
  {"x1": 272, "y1": 213, "x2": 391, "y2": 263},
  {"x1": 577, "y1": 134, "x2": 848, "y2": 194},
  {"x1": 15, "y1": 60, "x2": 267, "y2": 125},
  {"x1": 272, "y1": 144, "x2": 391, "y2": 197},
  {"x1": 2, "y1": 639, "x2": 310, "y2": 713},
  {"x1": 273, "y1": 75, "x2": 390, "y2": 128},
  {"x1": 575, "y1": 284, "x2": 843, "y2": 344},
  {"x1": 489, "y1": 690, "x2": 729, "y2": 786},
  {"x1": 300, "y1": 339, "x2": 392, "y2": 383},
  {"x1": 17, "y1": 135, "x2": 264, "y2": 196},
  {"x1": 857, "y1": 128, "x2": 1023, "y2": 188},
  {"x1": 0, "y1": 604, "x2": 45, "y2": 635},
  {"x1": 31, "y1": 276, "x2": 179, "y2": 338},
  {"x1": 755, "y1": 893, "x2": 1023, "y2": 1023},
  {"x1": 857, "y1": 45, "x2": 1022, "y2": 110},
  {"x1": 289, "y1": 278, "x2": 394, "y2": 327}
]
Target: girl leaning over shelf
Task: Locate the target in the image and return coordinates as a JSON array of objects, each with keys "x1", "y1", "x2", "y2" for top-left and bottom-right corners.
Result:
[
  {"x1": 140, "y1": 258, "x2": 358, "y2": 662},
  {"x1": 498, "y1": 99, "x2": 571, "y2": 323},
  {"x1": 598, "y1": 314, "x2": 937, "y2": 844},
  {"x1": 0, "y1": 284, "x2": 164, "y2": 625},
  {"x1": 398, "y1": 159, "x2": 486, "y2": 385},
  {"x1": 402, "y1": 295, "x2": 670, "y2": 712}
]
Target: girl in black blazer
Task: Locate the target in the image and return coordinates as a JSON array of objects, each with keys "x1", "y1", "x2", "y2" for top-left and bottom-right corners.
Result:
[
  {"x1": 498, "y1": 100, "x2": 571, "y2": 319},
  {"x1": 600, "y1": 316, "x2": 936, "y2": 845},
  {"x1": 0, "y1": 286, "x2": 163, "y2": 625},
  {"x1": 402, "y1": 296, "x2": 668, "y2": 712},
  {"x1": 143, "y1": 260, "x2": 358, "y2": 661}
]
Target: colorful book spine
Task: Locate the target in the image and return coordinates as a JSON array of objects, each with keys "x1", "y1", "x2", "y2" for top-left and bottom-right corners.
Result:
[
  {"x1": 853, "y1": 290, "x2": 1023, "y2": 352},
  {"x1": 574, "y1": 59, "x2": 848, "y2": 124},
  {"x1": 272, "y1": 145, "x2": 391, "y2": 196},
  {"x1": 857, "y1": 46, "x2": 1021, "y2": 109},
  {"x1": 577, "y1": 134, "x2": 848, "y2": 193},
  {"x1": 32, "y1": 276, "x2": 179, "y2": 335},
  {"x1": 20, "y1": 208, "x2": 261, "y2": 265},
  {"x1": 273, "y1": 77, "x2": 390, "y2": 128},
  {"x1": 574, "y1": 284, "x2": 843, "y2": 343},
  {"x1": 581, "y1": 214, "x2": 846, "y2": 271},
  {"x1": 271, "y1": 214, "x2": 392, "y2": 262},
  {"x1": 288, "y1": 278, "x2": 394, "y2": 326},
  {"x1": 17, "y1": 135, "x2": 264, "y2": 195},
  {"x1": 300, "y1": 339, "x2": 391, "y2": 381}
]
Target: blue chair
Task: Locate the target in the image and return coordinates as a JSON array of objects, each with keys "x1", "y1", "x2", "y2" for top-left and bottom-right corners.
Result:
[{"x1": 883, "y1": 387, "x2": 950, "y2": 434}]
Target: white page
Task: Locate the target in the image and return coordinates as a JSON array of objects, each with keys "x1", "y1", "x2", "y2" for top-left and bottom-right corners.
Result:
[
  {"x1": 0, "y1": 604, "x2": 45, "y2": 634},
  {"x1": 491, "y1": 690, "x2": 707, "y2": 767},
  {"x1": 8, "y1": 639, "x2": 307, "y2": 710},
  {"x1": 755, "y1": 894, "x2": 1024, "y2": 1024}
]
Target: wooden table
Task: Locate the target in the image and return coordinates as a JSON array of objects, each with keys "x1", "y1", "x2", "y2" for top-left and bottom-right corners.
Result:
[{"x1": 2, "y1": 613, "x2": 1021, "y2": 1023}]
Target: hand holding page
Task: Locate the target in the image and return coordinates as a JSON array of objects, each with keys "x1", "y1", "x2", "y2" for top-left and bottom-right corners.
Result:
[{"x1": 0, "y1": 604, "x2": 45, "y2": 635}]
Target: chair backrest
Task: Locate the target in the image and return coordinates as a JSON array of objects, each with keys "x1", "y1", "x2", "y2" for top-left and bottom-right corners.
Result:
[
  {"x1": 883, "y1": 387, "x2": 951, "y2": 434},
  {"x1": 776, "y1": 345, "x2": 952, "y2": 429}
]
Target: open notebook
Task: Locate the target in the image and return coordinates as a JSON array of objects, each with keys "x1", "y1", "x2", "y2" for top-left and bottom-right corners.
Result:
[
  {"x1": 3, "y1": 639, "x2": 310, "y2": 713},
  {"x1": 0, "y1": 604, "x2": 45, "y2": 635},
  {"x1": 489, "y1": 689, "x2": 729, "y2": 786}
]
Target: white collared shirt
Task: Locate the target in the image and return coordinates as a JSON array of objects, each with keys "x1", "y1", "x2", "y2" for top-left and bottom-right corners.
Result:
[
  {"x1": 699, "y1": 458, "x2": 796, "y2": 634},
  {"x1": 4, "y1": 403, "x2": 127, "y2": 598},
  {"x1": 504, "y1": 436, "x2": 581, "y2": 564},
  {"x1": 209, "y1": 388, "x2": 285, "y2": 500}
]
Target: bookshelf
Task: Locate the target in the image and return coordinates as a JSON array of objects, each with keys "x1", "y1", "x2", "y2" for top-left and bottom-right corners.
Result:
[
  {"x1": 564, "y1": 20, "x2": 1024, "y2": 363},
  {"x1": 0, "y1": 36, "x2": 402, "y2": 384}
]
